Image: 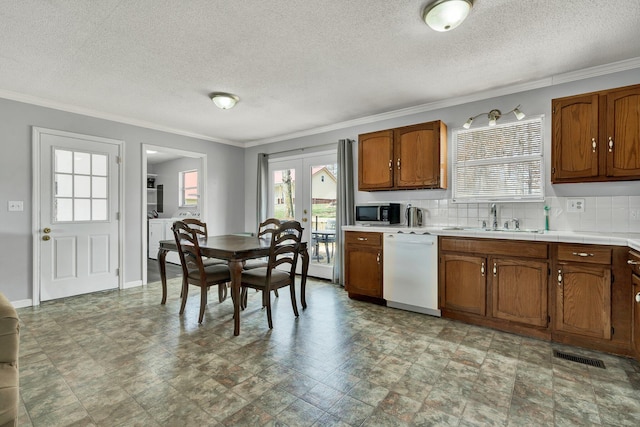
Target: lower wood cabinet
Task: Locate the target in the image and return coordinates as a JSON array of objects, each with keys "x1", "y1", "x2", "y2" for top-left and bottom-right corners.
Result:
[
  {"x1": 627, "y1": 250, "x2": 640, "y2": 359},
  {"x1": 440, "y1": 254, "x2": 486, "y2": 316},
  {"x1": 438, "y1": 237, "x2": 634, "y2": 357},
  {"x1": 492, "y1": 258, "x2": 548, "y2": 328},
  {"x1": 344, "y1": 231, "x2": 383, "y2": 300},
  {"x1": 554, "y1": 263, "x2": 611, "y2": 340},
  {"x1": 439, "y1": 237, "x2": 549, "y2": 336}
]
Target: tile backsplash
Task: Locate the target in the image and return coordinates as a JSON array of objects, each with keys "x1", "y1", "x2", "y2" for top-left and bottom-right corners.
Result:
[{"x1": 409, "y1": 196, "x2": 640, "y2": 233}]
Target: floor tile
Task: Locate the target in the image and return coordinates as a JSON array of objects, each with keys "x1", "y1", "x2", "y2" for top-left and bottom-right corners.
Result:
[{"x1": 13, "y1": 274, "x2": 640, "y2": 426}]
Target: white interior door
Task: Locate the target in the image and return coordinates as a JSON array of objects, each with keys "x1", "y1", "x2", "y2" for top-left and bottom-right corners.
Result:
[
  {"x1": 268, "y1": 151, "x2": 337, "y2": 279},
  {"x1": 36, "y1": 129, "x2": 121, "y2": 302}
]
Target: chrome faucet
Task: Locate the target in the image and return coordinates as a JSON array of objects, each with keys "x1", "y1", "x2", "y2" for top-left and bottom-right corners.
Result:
[{"x1": 490, "y1": 203, "x2": 498, "y2": 230}]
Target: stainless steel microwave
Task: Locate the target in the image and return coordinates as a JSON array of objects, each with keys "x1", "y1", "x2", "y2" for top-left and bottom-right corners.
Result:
[{"x1": 355, "y1": 203, "x2": 401, "y2": 225}]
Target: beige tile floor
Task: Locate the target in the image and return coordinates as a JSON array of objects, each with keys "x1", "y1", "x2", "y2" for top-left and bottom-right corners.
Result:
[{"x1": 16, "y1": 276, "x2": 640, "y2": 426}]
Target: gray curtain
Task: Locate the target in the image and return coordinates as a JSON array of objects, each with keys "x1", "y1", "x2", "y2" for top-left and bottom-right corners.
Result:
[
  {"x1": 333, "y1": 139, "x2": 355, "y2": 284},
  {"x1": 256, "y1": 153, "x2": 268, "y2": 232}
]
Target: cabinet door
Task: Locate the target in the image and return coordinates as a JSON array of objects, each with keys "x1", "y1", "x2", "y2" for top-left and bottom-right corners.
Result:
[
  {"x1": 606, "y1": 86, "x2": 640, "y2": 178},
  {"x1": 491, "y1": 258, "x2": 548, "y2": 327},
  {"x1": 440, "y1": 254, "x2": 486, "y2": 315},
  {"x1": 394, "y1": 122, "x2": 443, "y2": 189},
  {"x1": 358, "y1": 130, "x2": 394, "y2": 190},
  {"x1": 633, "y1": 274, "x2": 640, "y2": 358},
  {"x1": 555, "y1": 263, "x2": 611, "y2": 339},
  {"x1": 551, "y1": 94, "x2": 600, "y2": 182},
  {"x1": 345, "y1": 245, "x2": 382, "y2": 298}
]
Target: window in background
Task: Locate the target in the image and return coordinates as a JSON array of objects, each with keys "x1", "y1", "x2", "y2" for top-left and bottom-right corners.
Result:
[
  {"x1": 452, "y1": 116, "x2": 544, "y2": 202},
  {"x1": 179, "y1": 169, "x2": 198, "y2": 207}
]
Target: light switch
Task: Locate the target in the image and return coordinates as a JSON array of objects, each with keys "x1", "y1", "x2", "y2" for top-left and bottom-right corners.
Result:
[{"x1": 8, "y1": 201, "x2": 23, "y2": 212}]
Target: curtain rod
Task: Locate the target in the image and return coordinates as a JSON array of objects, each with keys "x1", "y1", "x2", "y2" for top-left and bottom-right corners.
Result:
[{"x1": 262, "y1": 142, "x2": 343, "y2": 158}]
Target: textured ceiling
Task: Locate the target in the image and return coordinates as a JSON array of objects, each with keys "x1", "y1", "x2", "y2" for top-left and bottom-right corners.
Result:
[{"x1": 1, "y1": 0, "x2": 640, "y2": 146}]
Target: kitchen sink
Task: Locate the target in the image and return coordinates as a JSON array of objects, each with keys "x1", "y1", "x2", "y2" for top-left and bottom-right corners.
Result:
[{"x1": 442, "y1": 226, "x2": 543, "y2": 234}]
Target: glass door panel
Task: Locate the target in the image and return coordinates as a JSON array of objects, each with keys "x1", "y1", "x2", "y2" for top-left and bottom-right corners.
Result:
[{"x1": 307, "y1": 158, "x2": 338, "y2": 278}]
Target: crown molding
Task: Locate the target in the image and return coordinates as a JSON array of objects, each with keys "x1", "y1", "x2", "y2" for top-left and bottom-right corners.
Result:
[
  {"x1": 2, "y1": 56, "x2": 639, "y2": 149},
  {"x1": 0, "y1": 89, "x2": 243, "y2": 147},
  {"x1": 246, "y1": 56, "x2": 640, "y2": 147}
]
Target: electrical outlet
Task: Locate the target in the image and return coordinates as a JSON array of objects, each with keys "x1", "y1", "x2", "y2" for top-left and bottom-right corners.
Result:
[
  {"x1": 631, "y1": 208, "x2": 640, "y2": 221},
  {"x1": 8, "y1": 201, "x2": 24, "y2": 211},
  {"x1": 566, "y1": 198, "x2": 585, "y2": 213}
]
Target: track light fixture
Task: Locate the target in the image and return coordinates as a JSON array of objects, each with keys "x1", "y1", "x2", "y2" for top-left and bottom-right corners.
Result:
[{"x1": 463, "y1": 105, "x2": 526, "y2": 129}]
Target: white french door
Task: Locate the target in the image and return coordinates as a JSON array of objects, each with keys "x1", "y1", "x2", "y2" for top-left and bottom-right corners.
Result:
[
  {"x1": 34, "y1": 128, "x2": 122, "y2": 302},
  {"x1": 268, "y1": 151, "x2": 337, "y2": 279}
]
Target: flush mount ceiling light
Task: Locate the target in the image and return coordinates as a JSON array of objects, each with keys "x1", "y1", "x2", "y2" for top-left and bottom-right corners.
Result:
[
  {"x1": 463, "y1": 105, "x2": 526, "y2": 129},
  {"x1": 423, "y1": 0, "x2": 473, "y2": 32},
  {"x1": 210, "y1": 92, "x2": 239, "y2": 110}
]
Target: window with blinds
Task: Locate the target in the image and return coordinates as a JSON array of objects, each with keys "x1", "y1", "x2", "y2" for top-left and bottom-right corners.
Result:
[{"x1": 452, "y1": 116, "x2": 544, "y2": 202}]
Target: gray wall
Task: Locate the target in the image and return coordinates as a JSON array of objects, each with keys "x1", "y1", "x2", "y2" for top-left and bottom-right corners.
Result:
[
  {"x1": 0, "y1": 98, "x2": 245, "y2": 302},
  {"x1": 243, "y1": 69, "x2": 640, "y2": 230}
]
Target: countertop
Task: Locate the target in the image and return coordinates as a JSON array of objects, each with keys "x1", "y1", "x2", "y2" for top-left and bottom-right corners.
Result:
[{"x1": 342, "y1": 225, "x2": 640, "y2": 252}]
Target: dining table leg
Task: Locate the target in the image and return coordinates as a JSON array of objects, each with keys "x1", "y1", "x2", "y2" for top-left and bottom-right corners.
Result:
[
  {"x1": 229, "y1": 259, "x2": 243, "y2": 336},
  {"x1": 157, "y1": 248, "x2": 169, "y2": 305},
  {"x1": 300, "y1": 246, "x2": 309, "y2": 309}
]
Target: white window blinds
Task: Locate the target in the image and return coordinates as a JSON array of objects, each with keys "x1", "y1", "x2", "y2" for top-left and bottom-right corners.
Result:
[{"x1": 452, "y1": 117, "x2": 544, "y2": 202}]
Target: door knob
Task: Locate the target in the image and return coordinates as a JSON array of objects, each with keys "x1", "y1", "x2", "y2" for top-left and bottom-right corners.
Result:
[
  {"x1": 302, "y1": 218, "x2": 308, "y2": 222},
  {"x1": 42, "y1": 235, "x2": 51, "y2": 241},
  {"x1": 43, "y1": 227, "x2": 51, "y2": 234}
]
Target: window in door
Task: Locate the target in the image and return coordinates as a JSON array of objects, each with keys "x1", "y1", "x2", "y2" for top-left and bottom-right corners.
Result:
[
  {"x1": 180, "y1": 169, "x2": 198, "y2": 207},
  {"x1": 272, "y1": 168, "x2": 297, "y2": 221},
  {"x1": 54, "y1": 149, "x2": 108, "y2": 222}
]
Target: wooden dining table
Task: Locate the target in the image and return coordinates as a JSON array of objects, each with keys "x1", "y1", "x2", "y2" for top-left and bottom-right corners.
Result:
[{"x1": 157, "y1": 234, "x2": 309, "y2": 336}]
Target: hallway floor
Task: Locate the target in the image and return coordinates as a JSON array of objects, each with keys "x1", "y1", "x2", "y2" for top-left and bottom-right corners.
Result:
[{"x1": 16, "y1": 277, "x2": 640, "y2": 426}]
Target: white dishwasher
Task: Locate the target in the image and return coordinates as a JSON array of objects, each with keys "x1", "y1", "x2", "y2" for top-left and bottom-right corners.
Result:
[{"x1": 383, "y1": 232, "x2": 440, "y2": 317}]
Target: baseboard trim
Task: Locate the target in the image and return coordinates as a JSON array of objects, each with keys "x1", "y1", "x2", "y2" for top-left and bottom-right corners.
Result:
[
  {"x1": 12, "y1": 299, "x2": 33, "y2": 309},
  {"x1": 123, "y1": 280, "x2": 143, "y2": 289}
]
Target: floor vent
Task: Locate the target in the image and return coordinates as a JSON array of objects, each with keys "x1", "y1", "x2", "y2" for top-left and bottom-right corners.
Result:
[{"x1": 553, "y1": 350, "x2": 605, "y2": 369}]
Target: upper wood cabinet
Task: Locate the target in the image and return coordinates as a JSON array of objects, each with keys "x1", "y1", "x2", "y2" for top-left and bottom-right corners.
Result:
[
  {"x1": 358, "y1": 120, "x2": 447, "y2": 191},
  {"x1": 552, "y1": 83, "x2": 640, "y2": 183}
]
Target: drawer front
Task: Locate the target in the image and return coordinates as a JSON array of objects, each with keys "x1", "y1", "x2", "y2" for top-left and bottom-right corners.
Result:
[
  {"x1": 440, "y1": 237, "x2": 548, "y2": 259},
  {"x1": 630, "y1": 250, "x2": 640, "y2": 274},
  {"x1": 557, "y1": 244, "x2": 611, "y2": 265},
  {"x1": 345, "y1": 231, "x2": 381, "y2": 247}
]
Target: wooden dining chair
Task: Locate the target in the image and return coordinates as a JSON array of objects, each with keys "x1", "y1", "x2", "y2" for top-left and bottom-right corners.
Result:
[
  {"x1": 240, "y1": 220, "x2": 303, "y2": 329},
  {"x1": 172, "y1": 220, "x2": 231, "y2": 323},
  {"x1": 242, "y1": 218, "x2": 282, "y2": 302},
  {"x1": 181, "y1": 218, "x2": 228, "y2": 302}
]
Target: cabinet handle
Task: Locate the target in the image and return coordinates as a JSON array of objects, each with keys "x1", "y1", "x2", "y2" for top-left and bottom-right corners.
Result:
[
  {"x1": 591, "y1": 138, "x2": 597, "y2": 153},
  {"x1": 557, "y1": 269, "x2": 563, "y2": 286},
  {"x1": 376, "y1": 252, "x2": 380, "y2": 264},
  {"x1": 608, "y1": 136, "x2": 614, "y2": 152},
  {"x1": 628, "y1": 260, "x2": 639, "y2": 265},
  {"x1": 481, "y1": 262, "x2": 485, "y2": 276},
  {"x1": 493, "y1": 262, "x2": 497, "y2": 276},
  {"x1": 388, "y1": 159, "x2": 392, "y2": 170},
  {"x1": 397, "y1": 158, "x2": 401, "y2": 170},
  {"x1": 357, "y1": 237, "x2": 368, "y2": 241},
  {"x1": 572, "y1": 252, "x2": 594, "y2": 257},
  {"x1": 636, "y1": 292, "x2": 640, "y2": 303}
]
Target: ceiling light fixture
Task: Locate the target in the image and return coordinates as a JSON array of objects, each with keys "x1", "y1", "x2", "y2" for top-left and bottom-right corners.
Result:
[
  {"x1": 463, "y1": 105, "x2": 526, "y2": 129},
  {"x1": 210, "y1": 92, "x2": 239, "y2": 110},
  {"x1": 423, "y1": 0, "x2": 473, "y2": 32}
]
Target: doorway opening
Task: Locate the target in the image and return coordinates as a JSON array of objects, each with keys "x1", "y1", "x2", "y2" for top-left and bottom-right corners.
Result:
[{"x1": 141, "y1": 144, "x2": 207, "y2": 285}]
